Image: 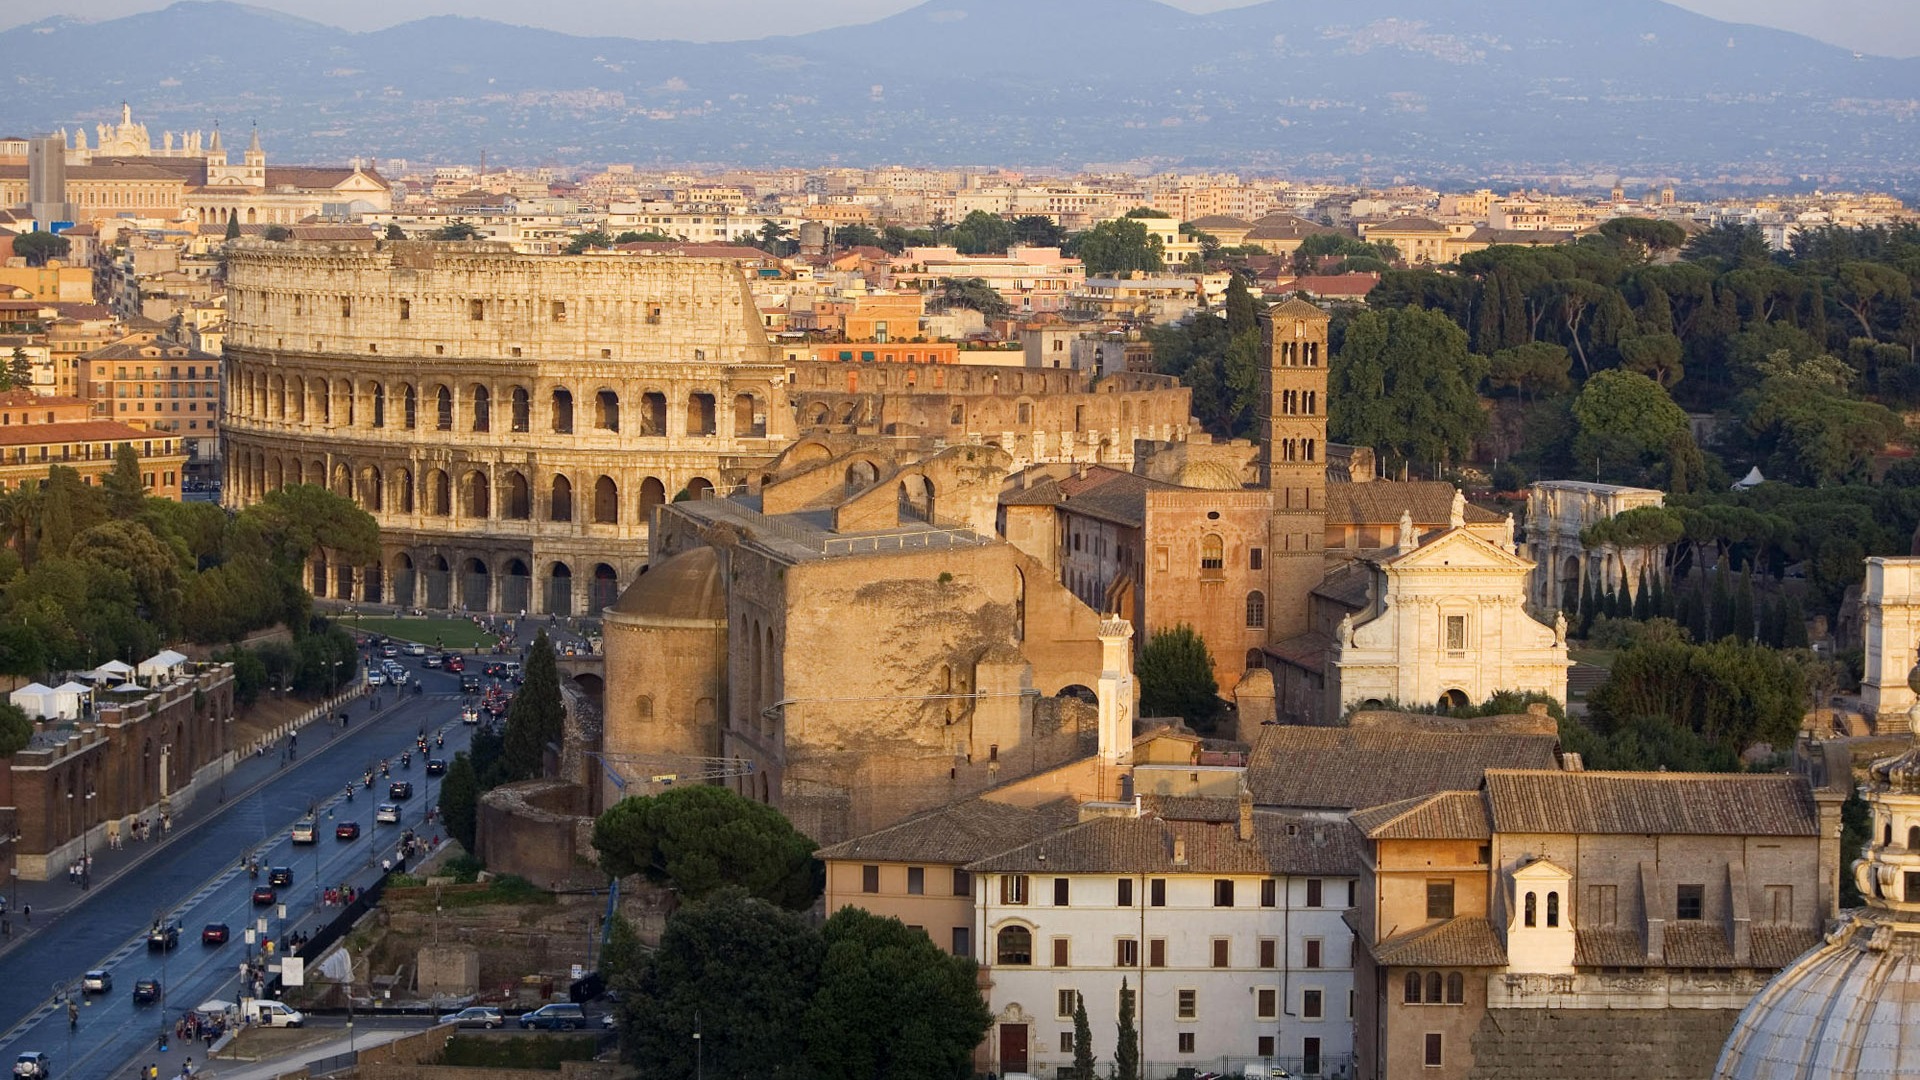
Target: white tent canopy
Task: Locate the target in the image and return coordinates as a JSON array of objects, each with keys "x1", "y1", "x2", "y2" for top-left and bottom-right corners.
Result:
[
  {"x1": 137, "y1": 650, "x2": 190, "y2": 681},
  {"x1": 48, "y1": 681, "x2": 90, "y2": 720},
  {"x1": 88, "y1": 660, "x2": 134, "y2": 682},
  {"x1": 8, "y1": 682, "x2": 56, "y2": 719}
]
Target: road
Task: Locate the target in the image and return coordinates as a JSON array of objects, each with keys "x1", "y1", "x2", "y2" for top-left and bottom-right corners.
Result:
[{"x1": 0, "y1": 645, "x2": 506, "y2": 1080}]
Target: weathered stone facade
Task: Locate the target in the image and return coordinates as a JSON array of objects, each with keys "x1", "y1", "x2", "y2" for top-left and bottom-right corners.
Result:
[
  {"x1": 1523, "y1": 480, "x2": 1666, "y2": 614},
  {"x1": 220, "y1": 241, "x2": 794, "y2": 614}
]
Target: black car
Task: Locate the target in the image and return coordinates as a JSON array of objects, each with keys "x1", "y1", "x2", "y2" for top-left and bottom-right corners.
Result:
[
  {"x1": 484, "y1": 661, "x2": 507, "y2": 678},
  {"x1": 252, "y1": 886, "x2": 277, "y2": 906},
  {"x1": 132, "y1": 979, "x2": 162, "y2": 1005},
  {"x1": 336, "y1": 821, "x2": 361, "y2": 841},
  {"x1": 201, "y1": 923, "x2": 229, "y2": 945},
  {"x1": 146, "y1": 922, "x2": 180, "y2": 950},
  {"x1": 389, "y1": 781, "x2": 413, "y2": 800},
  {"x1": 268, "y1": 866, "x2": 293, "y2": 887},
  {"x1": 459, "y1": 675, "x2": 480, "y2": 693},
  {"x1": 425, "y1": 758, "x2": 447, "y2": 776}
]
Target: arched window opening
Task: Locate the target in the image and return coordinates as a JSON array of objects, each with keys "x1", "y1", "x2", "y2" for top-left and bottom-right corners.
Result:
[
  {"x1": 1425, "y1": 972, "x2": 1443, "y2": 1004},
  {"x1": 594, "y1": 476, "x2": 619, "y2": 524},
  {"x1": 687, "y1": 392, "x2": 716, "y2": 436},
  {"x1": 733, "y1": 393, "x2": 764, "y2": 437},
  {"x1": 1524, "y1": 892, "x2": 1537, "y2": 928},
  {"x1": 504, "y1": 472, "x2": 531, "y2": 520},
  {"x1": 395, "y1": 468, "x2": 414, "y2": 514},
  {"x1": 637, "y1": 477, "x2": 666, "y2": 524},
  {"x1": 1546, "y1": 891, "x2": 1560, "y2": 928},
  {"x1": 1245, "y1": 591, "x2": 1266, "y2": 629},
  {"x1": 845, "y1": 460, "x2": 879, "y2": 494},
  {"x1": 550, "y1": 475, "x2": 574, "y2": 522},
  {"x1": 996, "y1": 925, "x2": 1032, "y2": 966},
  {"x1": 640, "y1": 392, "x2": 667, "y2": 436},
  {"x1": 435, "y1": 385, "x2": 453, "y2": 431},
  {"x1": 470, "y1": 385, "x2": 491, "y2": 432},
  {"x1": 510, "y1": 386, "x2": 530, "y2": 433},
  {"x1": 1403, "y1": 972, "x2": 1422, "y2": 1004},
  {"x1": 371, "y1": 383, "x2": 386, "y2": 428},
  {"x1": 402, "y1": 384, "x2": 417, "y2": 430},
  {"x1": 1445, "y1": 972, "x2": 1464, "y2": 1004},
  {"x1": 552, "y1": 388, "x2": 575, "y2": 434},
  {"x1": 428, "y1": 470, "x2": 451, "y2": 517},
  {"x1": 461, "y1": 470, "x2": 490, "y2": 519},
  {"x1": 596, "y1": 390, "x2": 620, "y2": 432},
  {"x1": 635, "y1": 696, "x2": 654, "y2": 723},
  {"x1": 1201, "y1": 534, "x2": 1224, "y2": 570}
]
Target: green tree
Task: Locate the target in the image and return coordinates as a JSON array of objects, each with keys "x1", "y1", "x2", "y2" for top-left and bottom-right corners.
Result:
[
  {"x1": 0, "y1": 699, "x2": 29, "y2": 756},
  {"x1": 501, "y1": 630, "x2": 564, "y2": 780},
  {"x1": 104, "y1": 443, "x2": 146, "y2": 519},
  {"x1": 929, "y1": 277, "x2": 1010, "y2": 321},
  {"x1": 592, "y1": 784, "x2": 822, "y2": 908},
  {"x1": 564, "y1": 230, "x2": 613, "y2": 255},
  {"x1": 1136, "y1": 624, "x2": 1222, "y2": 733},
  {"x1": 1070, "y1": 992, "x2": 1095, "y2": 1080},
  {"x1": 1570, "y1": 370, "x2": 1698, "y2": 487},
  {"x1": 1328, "y1": 306, "x2": 1488, "y2": 472},
  {"x1": 224, "y1": 216, "x2": 242, "y2": 242},
  {"x1": 240, "y1": 484, "x2": 380, "y2": 575},
  {"x1": 830, "y1": 223, "x2": 884, "y2": 250},
  {"x1": 803, "y1": 908, "x2": 991, "y2": 1080},
  {"x1": 439, "y1": 751, "x2": 480, "y2": 851},
  {"x1": 6, "y1": 347, "x2": 32, "y2": 390},
  {"x1": 1682, "y1": 222, "x2": 1772, "y2": 269},
  {"x1": 1010, "y1": 215, "x2": 1066, "y2": 248},
  {"x1": 1588, "y1": 637, "x2": 1809, "y2": 758},
  {"x1": 1618, "y1": 333, "x2": 1686, "y2": 388},
  {"x1": 1073, "y1": 218, "x2": 1164, "y2": 276},
  {"x1": 11, "y1": 232, "x2": 70, "y2": 267},
  {"x1": 1598, "y1": 217, "x2": 1688, "y2": 259},
  {"x1": 622, "y1": 894, "x2": 823, "y2": 1078},
  {"x1": 613, "y1": 230, "x2": 674, "y2": 244},
  {"x1": 430, "y1": 219, "x2": 482, "y2": 241},
  {"x1": 950, "y1": 210, "x2": 1014, "y2": 256},
  {"x1": 383, "y1": 223, "x2": 407, "y2": 241},
  {"x1": 1485, "y1": 342, "x2": 1572, "y2": 401},
  {"x1": 756, "y1": 219, "x2": 793, "y2": 255},
  {"x1": 262, "y1": 225, "x2": 293, "y2": 242},
  {"x1": 1115, "y1": 978, "x2": 1140, "y2": 1080}
]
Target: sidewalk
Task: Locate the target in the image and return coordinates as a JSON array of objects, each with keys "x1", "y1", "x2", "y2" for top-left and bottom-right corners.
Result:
[
  {"x1": 0, "y1": 691, "x2": 371, "y2": 951},
  {"x1": 199, "y1": 1025, "x2": 419, "y2": 1080}
]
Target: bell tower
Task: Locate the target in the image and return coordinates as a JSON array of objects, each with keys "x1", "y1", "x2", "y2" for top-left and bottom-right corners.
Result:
[{"x1": 1258, "y1": 298, "x2": 1331, "y2": 641}]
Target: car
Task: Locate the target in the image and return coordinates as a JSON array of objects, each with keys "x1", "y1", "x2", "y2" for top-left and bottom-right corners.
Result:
[
  {"x1": 425, "y1": 758, "x2": 447, "y2": 776},
  {"x1": 201, "y1": 922, "x2": 229, "y2": 945},
  {"x1": 516, "y1": 1003, "x2": 587, "y2": 1030},
  {"x1": 438, "y1": 1006, "x2": 505, "y2": 1029},
  {"x1": 504, "y1": 661, "x2": 523, "y2": 682},
  {"x1": 12, "y1": 1052, "x2": 48, "y2": 1079},
  {"x1": 132, "y1": 979, "x2": 161, "y2": 1005},
  {"x1": 291, "y1": 817, "x2": 317, "y2": 844},
  {"x1": 146, "y1": 921, "x2": 180, "y2": 950},
  {"x1": 380, "y1": 644, "x2": 399, "y2": 658},
  {"x1": 389, "y1": 668, "x2": 410, "y2": 685},
  {"x1": 424, "y1": 654, "x2": 445, "y2": 669},
  {"x1": 268, "y1": 866, "x2": 293, "y2": 887},
  {"x1": 445, "y1": 655, "x2": 465, "y2": 673},
  {"x1": 80, "y1": 970, "x2": 111, "y2": 994},
  {"x1": 375, "y1": 803, "x2": 400, "y2": 824},
  {"x1": 252, "y1": 886, "x2": 277, "y2": 906},
  {"x1": 460, "y1": 706, "x2": 479, "y2": 724},
  {"x1": 389, "y1": 781, "x2": 413, "y2": 800},
  {"x1": 459, "y1": 675, "x2": 480, "y2": 693},
  {"x1": 336, "y1": 821, "x2": 361, "y2": 840},
  {"x1": 406, "y1": 642, "x2": 427, "y2": 656},
  {"x1": 365, "y1": 671, "x2": 387, "y2": 687}
]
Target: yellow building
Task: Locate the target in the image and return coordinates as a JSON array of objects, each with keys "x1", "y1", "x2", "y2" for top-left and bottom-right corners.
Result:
[{"x1": 0, "y1": 388, "x2": 185, "y2": 499}]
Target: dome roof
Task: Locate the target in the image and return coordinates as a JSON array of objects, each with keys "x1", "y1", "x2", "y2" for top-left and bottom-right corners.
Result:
[
  {"x1": 605, "y1": 547, "x2": 724, "y2": 624},
  {"x1": 1174, "y1": 459, "x2": 1245, "y2": 491},
  {"x1": 1714, "y1": 919, "x2": 1920, "y2": 1079}
]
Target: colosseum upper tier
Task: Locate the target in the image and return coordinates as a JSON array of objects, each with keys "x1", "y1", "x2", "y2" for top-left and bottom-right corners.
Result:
[{"x1": 222, "y1": 240, "x2": 793, "y2": 615}]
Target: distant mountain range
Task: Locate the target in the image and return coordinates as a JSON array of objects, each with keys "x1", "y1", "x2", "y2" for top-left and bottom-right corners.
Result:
[{"x1": 4, "y1": 0, "x2": 1918, "y2": 180}]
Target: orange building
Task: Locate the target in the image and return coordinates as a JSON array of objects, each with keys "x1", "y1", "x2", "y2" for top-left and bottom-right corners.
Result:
[{"x1": 0, "y1": 388, "x2": 185, "y2": 499}]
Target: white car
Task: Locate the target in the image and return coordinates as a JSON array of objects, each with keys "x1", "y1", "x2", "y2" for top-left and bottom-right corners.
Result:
[
  {"x1": 81, "y1": 970, "x2": 111, "y2": 994},
  {"x1": 405, "y1": 642, "x2": 426, "y2": 656},
  {"x1": 366, "y1": 671, "x2": 387, "y2": 687},
  {"x1": 375, "y1": 803, "x2": 400, "y2": 824},
  {"x1": 389, "y1": 668, "x2": 410, "y2": 685}
]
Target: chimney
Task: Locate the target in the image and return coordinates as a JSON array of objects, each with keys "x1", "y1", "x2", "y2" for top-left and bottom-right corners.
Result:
[{"x1": 1237, "y1": 784, "x2": 1254, "y2": 842}]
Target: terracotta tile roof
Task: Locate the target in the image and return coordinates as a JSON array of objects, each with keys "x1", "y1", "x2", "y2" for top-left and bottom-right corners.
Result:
[
  {"x1": 1369, "y1": 916, "x2": 1507, "y2": 967},
  {"x1": 1185, "y1": 215, "x2": 1252, "y2": 229},
  {"x1": 1138, "y1": 794, "x2": 1239, "y2": 823},
  {"x1": 1573, "y1": 928, "x2": 1646, "y2": 967},
  {"x1": 1352, "y1": 791, "x2": 1491, "y2": 840},
  {"x1": 965, "y1": 810, "x2": 1362, "y2": 877},
  {"x1": 1370, "y1": 216, "x2": 1450, "y2": 233},
  {"x1": 1282, "y1": 273, "x2": 1380, "y2": 298},
  {"x1": 0, "y1": 420, "x2": 171, "y2": 447},
  {"x1": 1263, "y1": 630, "x2": 1334, "y2": 674},
  {"x1": 1662, "y1": 924, "x2": 1739, "y2": 967},
  {"x1": 1465, "y1": 227, "x2": 1577, "y2": 246},
  {"x1": 1482, "y1": 771, "x2": 1820, "y2": 836},
  {"x1": 1000, "y1": 466, "x2": 1180, "y2": 527},
  {"x1": 264, "y1": 166, "x2": 388, "y2": 191},
  {"x1": 1244, "y1": 213, "x2": 1342, "y2": 242},
  {"x1": 1324, "y1": 481, "x2": 1502, "y2": 527},
  {"x1": 52, "y1": 303, "x2": 114, "y2": 321},
  {"x1": 1309, "y1": 560, "x2": 1372, "y2": 609},
  {"x1": 82, "y1": 337, "x2": 217, "y2": 362},
  {"x1": 0, "y1": 389, "x2": 85, "y2": 408},
  {"x1": 1247, "y1": 725, "x2": 1559, "y2": 812},
  {"x1": 815, "y1": 796, "x2": 1079, "y2": 865},
  {"x1": 1751, "y1": 926, "x2": 1821, "y2": 968}
]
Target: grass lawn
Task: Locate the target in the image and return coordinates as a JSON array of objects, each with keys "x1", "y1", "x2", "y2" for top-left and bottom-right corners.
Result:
[
  {"x1": 1568, "y1": 647, "x2": 1618, "y2": 670},
  {"x1": 338, "y1": 614, "x2": 500, "y2": 651}
]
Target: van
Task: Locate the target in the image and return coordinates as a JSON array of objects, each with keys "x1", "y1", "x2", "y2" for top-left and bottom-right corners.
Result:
[
  {"x1": 241, "y1": 999, "x2": 304, "y2": 1028},
  {"x1": 290, "y1": 818, "x2": 316, "y2": 844}
]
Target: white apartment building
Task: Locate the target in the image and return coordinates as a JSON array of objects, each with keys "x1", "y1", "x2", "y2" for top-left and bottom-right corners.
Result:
[{"x1": 969, "y1": 800, "x2": 1361, "y2": 1079}]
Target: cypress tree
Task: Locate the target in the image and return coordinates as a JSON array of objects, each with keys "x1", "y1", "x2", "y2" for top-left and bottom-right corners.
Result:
[
  {"x1": 1633, "y1": 568, "x2": 1652, "y2": 621},
  {"x1": 1710, "y1": 570, "x2": 1733, "y2": 642},
  {"x1": 501, "y1": 630, "x2": 566, "y2": 781},
  {"x1": 1070, "y1": 992, "x2": 1095, "y2": 1080},
  {"x1": 438, "y1": 750, "x2": 480, "y2": 851},
  {"x1": 1115, "y1": 979, "x2": 1140, "y2": 1080},
  {"x1": 1578, "y1": 577, "x2": 1598, "y2": 637},
  {"x1": 1733, "y1": 565, "x2": 1756, "y2": 644},
  {"x1": 1650, "y1": 570, "x2": 1670, "y2": 619},
  {"x1": 224, "y1": 214, "x2": 240, "y2": 241},
  {"x1": 1783, "y1": 596, "x2": 1810, "y2": 648}
]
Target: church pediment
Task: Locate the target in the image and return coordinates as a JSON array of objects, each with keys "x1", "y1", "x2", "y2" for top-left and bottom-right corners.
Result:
[{"x1": 1386, "y1": 527, "x2": 1534, "y2": 572}]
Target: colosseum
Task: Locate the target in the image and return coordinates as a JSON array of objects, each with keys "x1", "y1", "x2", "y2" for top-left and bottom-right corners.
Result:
[{"x1": 221, "y1": 240, "x2": 794, "y2": 615}]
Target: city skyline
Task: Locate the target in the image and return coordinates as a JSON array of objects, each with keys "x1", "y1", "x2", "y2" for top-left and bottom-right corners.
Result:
[{"x1": 4, "y1": 0, "x2": 1918, "y2": 57}]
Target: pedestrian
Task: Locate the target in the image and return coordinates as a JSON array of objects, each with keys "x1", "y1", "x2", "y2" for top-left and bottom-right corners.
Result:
[{"x1": 23, "y1": 903, "x2": 31, "y2": 924}]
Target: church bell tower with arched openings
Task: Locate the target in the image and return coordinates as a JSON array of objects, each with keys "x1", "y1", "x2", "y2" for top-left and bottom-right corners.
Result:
[{"x1": 1258, "y1": 298, "x2": 1331, "y2": 640}]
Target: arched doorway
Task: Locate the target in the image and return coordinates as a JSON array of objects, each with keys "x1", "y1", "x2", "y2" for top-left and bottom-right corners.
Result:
[
  {"x1": 548, "y1": 563, "x2": 574, "y2": 617},
  {"x1": 361, "y1": 563, "x2": 384, "y2": 604},
  {"x1": 461, "y1": 558, "x2": 491, "y2": 611},
  {"x1": 391, "y1": 553, "x2": 417, "y2": 608},
  {"x1": 500, "y1": 558, "x2": 531, "y2": 615},
  {"x1": 685, "y1": 476, "x2": 713, "y2": 500},
  {"x1": 898, "y1": 473, "x2": 935, "y2": 523},
  {"x1": 591, "y1": 564, "x2": 619, "y2": 613},
  {"x1": 637, "y1": 477, "x2": 666, "y2": 525},
  {"x1": 1439, "y1": 688, "x2": 1471, "y2": 711},
  {"x1": 594, "y1": 476, "x2": 619, "y2": 524},
  {"x1": 425, "y1": 555, "x2": 451, "y2": 610}
]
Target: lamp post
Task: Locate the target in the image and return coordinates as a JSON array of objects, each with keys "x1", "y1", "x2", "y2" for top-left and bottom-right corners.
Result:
[{"x1": 67, "y1": 787, "x2": 95, "y2": 889}]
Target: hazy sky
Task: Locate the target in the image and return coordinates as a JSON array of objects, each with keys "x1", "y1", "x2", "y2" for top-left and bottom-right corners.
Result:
[{"x1": 6, "y1": 0, "x2": 1919, "y2": 57}]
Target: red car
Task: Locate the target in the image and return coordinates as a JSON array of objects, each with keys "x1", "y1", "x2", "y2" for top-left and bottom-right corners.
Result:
[
  {"x1": 336, "y1": 821, "x2": 361, "y2": 840},
  {"x1": 202, "y1": 922, "x2": 230, "y2": 945},
  {"x1": 252, "y1": 886, "x2": 277, "y2": 906},
  {"x1": 445, "y1": 655, "x2": 465, "y2": 673}
]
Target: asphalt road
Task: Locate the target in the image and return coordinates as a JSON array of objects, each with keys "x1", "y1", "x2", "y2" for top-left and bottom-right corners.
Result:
[{"x1": 0, "y1": 650, "x2": 496, "y2": 1080}]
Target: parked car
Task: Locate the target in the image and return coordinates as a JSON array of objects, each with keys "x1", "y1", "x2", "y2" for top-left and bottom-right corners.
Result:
[
  {"x1": 375, "y1": 803, "x2": 400, "y2": 824},
  {"x1": 438, "y1": 1006, "x2": 505, "y2": 1029},
  {"x1": 81, "y1": 970, "x2": 111, "y2": 994},
  {"x1": 12, "y1": 1052, "x2": 48, "y2": 1079},
  {"x1": 132, "y1": 979, "x2": 161, "y2": 1005},
  {"x1": 389, "y1": 781, "x2": 413, "y2": 800},
  {"x1": 202, "y1": 922, "x2": 229, "y2": 945},
  {"x1": 365, "y1": 671, "x2": 387, "y2": 687},
  {"x1": 336, "y1": 821, "x2": 361, "y2": 841},
  {"x1": 268, "y1": 866, "x2": 293, "y2": 887},
  {"x1": 291, "y1": 818, "x2": 316, "y2": 844},
  {"x1": 251, "y1": 886, "x2": 277, "y2": 906},
  {"x1": 146, "y1": 922, "x2": 180, "y2": 950},
  {"x1": 425, "y1": 758, "x2": 447, "y2": 776},
  {"x1": 517, "y1": 1003, "x2": 587, "y2": 1030}
]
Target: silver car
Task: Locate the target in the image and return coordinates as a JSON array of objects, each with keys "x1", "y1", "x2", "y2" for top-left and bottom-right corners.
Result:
[
  {"x1": 438, "y1": 1006, "x2": 504, "y2": 1029},
  {"x1": 81, "y1": 970, "x2": 111, "y2": 994}
]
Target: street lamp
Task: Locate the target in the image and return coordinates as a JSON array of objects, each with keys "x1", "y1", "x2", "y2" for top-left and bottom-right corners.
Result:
[{"x1": 67, "y1": 787, "x2": 95, "y2": 889}]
